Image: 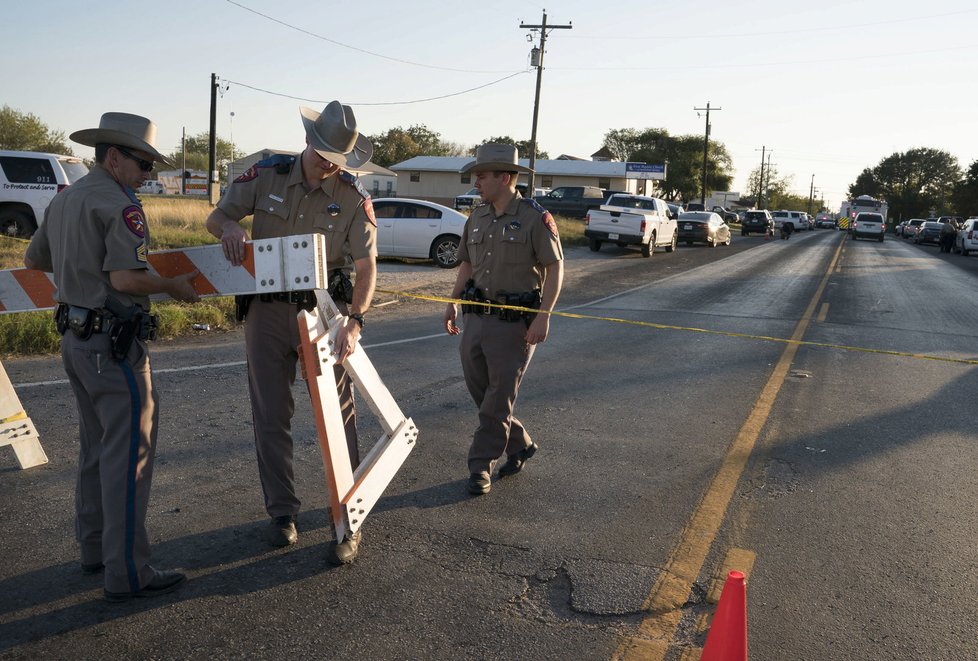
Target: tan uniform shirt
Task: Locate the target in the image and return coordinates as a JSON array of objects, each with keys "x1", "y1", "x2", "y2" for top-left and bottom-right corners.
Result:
[
  {"x1": 26, "y1": 166, "x2": 152, "y2": 310},
  {"x1": 457, "y1": 193, "x2": 564, "y2": 301},
  {"x1": 218, "y1": 155, "x2": 376, "y2": 271}
]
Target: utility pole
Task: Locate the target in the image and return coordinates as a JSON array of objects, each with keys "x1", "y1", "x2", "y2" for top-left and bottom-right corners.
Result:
[
  {"x1": 181, "y1": 127, "x2": 187, "y2": 196},
  {"x1": 755, "y1": 146, "x2": 765, "y2": 208},
  {"x1": 808, "y1": 174, "x2": 815, "y2": 215},
  {"x1": 520, "y1": 11, "x2": 572, "y2": 192},
  {"x1": 208, "y1": 73, "x2": 219, "y2": 205},
  {"x1": 694, "y1": 102, "x2": 721, "y2": 206},
  {"x1": 764, "y1": 152, "x2": 772, "y2": 209}
]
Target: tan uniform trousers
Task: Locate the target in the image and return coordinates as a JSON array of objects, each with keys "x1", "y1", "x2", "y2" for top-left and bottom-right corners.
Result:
[
  {"x1": 459, "y1": 313, "x2": 536, "y2": 474},
  {"x1": 245, "y1": 299, "x2": 358, "y2": 518},
  {"x1": 61, "y1": 331, "x2": 158, "y2": 594}
]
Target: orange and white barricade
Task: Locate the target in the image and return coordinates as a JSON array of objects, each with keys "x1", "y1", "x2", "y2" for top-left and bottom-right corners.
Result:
[{"x1": 1, "y1": 234, "x2": 416, "y2": 545}]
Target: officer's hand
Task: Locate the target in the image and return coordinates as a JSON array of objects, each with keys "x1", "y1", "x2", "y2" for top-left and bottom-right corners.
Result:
[
  {"x1": 525, "y1": 314, "x2": 549, "y2": 345},
  {"x1": 332, "y1": 317, "x2": 361, "y2": 363},
  {"x1": 221, "y1": 223, "x2": 248, "y2": 266},
  {"x1": 170, "y1": 270, "x2": 201, "y2": 303},
  {"x1": 444, "y1": 303, "x2": 461, "y2": 335}
]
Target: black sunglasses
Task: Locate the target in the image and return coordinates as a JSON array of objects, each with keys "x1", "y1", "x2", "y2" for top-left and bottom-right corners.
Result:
[{"x1": 113, "y1": 145, "x2": 154, "y2": 172}]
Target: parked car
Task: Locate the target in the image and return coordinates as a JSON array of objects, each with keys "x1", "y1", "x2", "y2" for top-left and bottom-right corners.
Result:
[
  {"x1": 902, "y1": 218, "x2": 927, "y2": 239},
  {"x1": 677, "y1": 211, "x2": 731, "y2": 247},
  {"x1": 684, "y1": 202, "x2": 706, "y2": 212},
  {"x1": 516, "y1": 184, "x2": 550, "y2": 199},
  {"x1": 852, "y1": 212, "x2": 885, "y2": 241},
  {"x1": 534, "y1": 186, "x2": 607, "y2": 218},
  {"x1": 584, "y1": 194, "x2": 678, "y2": 257},
  {"x1": 913, "y1": 221, "x2": 943, "y2": 246},
  {"x1": 711, "y1": 206, "x2": 739, "y2": 223},
  {"x1": 666, "y1": 202, "x2": 683, "y2": 220},
  {"x1": 453, "y1": 187, "x2": 482, "y2": 211},
  {"x1": 771, "y1": 210, "x2": 807, "y2": 231},
  {"x1": 741, "y1": 209, "x2": 774, "y2": 236},
  {"x1": 137, "y1": 180, "x2": 166, "y2": 195},
  {"x1": 0, "y1": 149, "x2": 89, "y2": 237},
  {"x1": 815, "y1": 213, "x2": 836, "y2": 229},
  {"x1": 372, "y1": 198, "x2": 466, "y2": 268},
  {"x1": 956, "y1": 218, "x2": 978, "y2": 256}
]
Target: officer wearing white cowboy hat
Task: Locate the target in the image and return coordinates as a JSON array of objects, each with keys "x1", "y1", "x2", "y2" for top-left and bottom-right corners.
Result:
[
  {"x1": 206, "y1": 100, "x2": 377, "y2": 564},
  {"x1": 443, "y1": 143, "x2": 564, "y2": 496},
  {"x1": 25, "y1": 111, "x2": 200, "y2": 601}
]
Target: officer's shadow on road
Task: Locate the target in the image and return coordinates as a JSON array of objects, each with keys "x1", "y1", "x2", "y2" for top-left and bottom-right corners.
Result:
[
  {"x1": 373, "y1": 477, "x2": 473, "y2": 514},
  {"x1": 0, "y1": 509, "x2": 343, "y2": 651}
]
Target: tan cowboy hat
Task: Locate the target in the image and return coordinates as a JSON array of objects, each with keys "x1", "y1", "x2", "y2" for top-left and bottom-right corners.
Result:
[
  {"x1": 300, "y1": 101, "x2": 373, "y2": 169},
  {"x1": 460, "y1": 143, "x2": 533, "y2": 174},
  {"x1": 70, "y1": 112, "x2": 175, "y2": 167}
]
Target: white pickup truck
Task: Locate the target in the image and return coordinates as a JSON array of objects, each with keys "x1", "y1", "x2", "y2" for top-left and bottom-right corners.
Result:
[{"x1": 584, "y1": 194, "x2": 678, "y2": 257}]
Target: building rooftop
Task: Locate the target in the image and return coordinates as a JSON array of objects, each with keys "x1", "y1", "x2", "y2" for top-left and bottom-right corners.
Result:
[{"x1": 391, "y1": 156, "x2": 639, "y2": 177}]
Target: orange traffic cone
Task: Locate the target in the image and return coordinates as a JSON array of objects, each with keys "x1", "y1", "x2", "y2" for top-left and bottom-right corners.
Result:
[{"x1": 701, "y1": 570, "x2": 747, "y2": 661}]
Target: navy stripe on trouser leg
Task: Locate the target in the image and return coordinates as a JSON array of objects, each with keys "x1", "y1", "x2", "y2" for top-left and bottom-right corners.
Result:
[{"x1": 120, "y1": 361, "x2": 142, "y2": 592}]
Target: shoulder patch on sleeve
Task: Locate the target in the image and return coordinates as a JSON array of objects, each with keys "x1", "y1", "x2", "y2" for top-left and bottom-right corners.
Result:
[
  {"x1": 234, "y1": 165, "x2": 259, "y2": 183},
  {"x1": 234, "y1": 154, "x2": 296, "y2": 183},
  {"x1": 521, "y1": 198, "x2": 559, "y2": 239},
  {"x1": 338, "y1": 170, "x2": 375, "y2": 225},
  {"x1": 122, "y1": 205, "x2": 146, "y2": 238}
]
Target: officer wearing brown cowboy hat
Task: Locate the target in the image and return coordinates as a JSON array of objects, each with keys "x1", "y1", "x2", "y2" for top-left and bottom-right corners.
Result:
[
  {"x1": 443, "y1": 143, "x2": 564, "y2": 495},
  {"x1": 206, "y1": 100, "x2": 377, "y2": 564},
  {"x1": 25, "y1": 112, "x2": 200, "y2": 601}
]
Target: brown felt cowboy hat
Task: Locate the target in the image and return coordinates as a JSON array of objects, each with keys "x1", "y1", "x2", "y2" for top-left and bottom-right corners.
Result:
[
  {"x1": 460, "y1": 143, "x2": 533, "y2": 174},
  {"x1": 70, "y1": 112, "x2": 175, "y2": 167},
  {"x1": 300, "y1": 101, "x2": 373, "y2": 169}
]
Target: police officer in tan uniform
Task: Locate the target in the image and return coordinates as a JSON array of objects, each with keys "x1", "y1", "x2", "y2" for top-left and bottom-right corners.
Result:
[
  {"x1": 206, "y1": 101, "x2": 376, "y2": 564},
  {"x1": 25, "y1": 112, "x2": 200, "y2": 601},
  {"x1": 443, "y1": 144, "x2": 564, "y2": 495}
]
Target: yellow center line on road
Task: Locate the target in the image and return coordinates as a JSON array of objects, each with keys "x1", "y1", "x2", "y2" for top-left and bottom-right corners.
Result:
[{"x1": 613, "y1": 238, "x2": 846, "y2": 661}]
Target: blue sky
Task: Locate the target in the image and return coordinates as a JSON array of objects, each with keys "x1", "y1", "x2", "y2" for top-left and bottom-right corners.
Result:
[{"x1": 3, "y1": 0, "x2": 976, "y2": 210}]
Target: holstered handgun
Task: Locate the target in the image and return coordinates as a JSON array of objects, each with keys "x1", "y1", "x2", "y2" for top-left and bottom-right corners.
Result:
[
  {"x1": 103, "y1": 296, "x2": 158, "y2": 361},
  {"x1": 460, "y1": 279, "x2": 488, "y2": 315},
  {"x1": 327, "y1": 269, "x2": 354, "y2": 304}
]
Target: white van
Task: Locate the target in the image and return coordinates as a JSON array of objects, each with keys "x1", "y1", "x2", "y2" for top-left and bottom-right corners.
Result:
[{"x1": 0, "y1": 150, "x2": 89, "y2": 237}]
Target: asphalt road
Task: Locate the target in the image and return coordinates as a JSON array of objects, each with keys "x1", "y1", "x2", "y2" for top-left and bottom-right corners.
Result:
[{"x1": 1, "y1": 230, "x2": 977, "y2": 660}]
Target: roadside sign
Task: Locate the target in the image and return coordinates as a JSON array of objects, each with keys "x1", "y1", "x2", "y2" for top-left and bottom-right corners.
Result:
[{"x1": 625, "y1": 162, "x2": 667, "y2": 180}]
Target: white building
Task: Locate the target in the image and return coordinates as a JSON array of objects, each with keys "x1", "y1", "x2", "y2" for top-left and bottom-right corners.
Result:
[{"x1": 390, "y1": 155, "x2": 662, "y2": 207}]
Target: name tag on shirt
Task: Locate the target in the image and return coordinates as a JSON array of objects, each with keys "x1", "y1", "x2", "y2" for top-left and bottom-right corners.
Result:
[{"x1": 268, "y1": 194, "x2": 285, "y2": 203}]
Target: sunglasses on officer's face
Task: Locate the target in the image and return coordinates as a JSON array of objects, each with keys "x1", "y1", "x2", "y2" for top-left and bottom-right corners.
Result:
[{"x1": 113, "y1": 145, "x2": 154, "y2": 172}]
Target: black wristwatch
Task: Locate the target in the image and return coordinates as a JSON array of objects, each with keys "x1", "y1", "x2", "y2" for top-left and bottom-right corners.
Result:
[{"x1": 348, "y1": 312, "x2": 365, "y2": 329}]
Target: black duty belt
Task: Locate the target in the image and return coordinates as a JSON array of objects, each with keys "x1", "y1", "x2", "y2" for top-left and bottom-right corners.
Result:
[{"x1": 257, "y1": 291, "x2": 318, "y2": 308}]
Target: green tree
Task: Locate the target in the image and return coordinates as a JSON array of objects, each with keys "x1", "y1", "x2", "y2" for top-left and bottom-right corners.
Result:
[
  {"x1": 743, "y1": 164, "x2": 792, "y2": 209},
  {"x1": 602, "y1": 127, "x2": 733, "y2": 202},
  {"x1": 368, "y1": 124, "x2": 458, "y2": 167},
  {"x1": 952, "y1": 159, "x2": 978, "y2": 216},
  {"x1": 163, "y1": 132, "x2": 235, "y2": 180},
  {"x1": 470, "y1": 136, "x2": 548, "y2": 160},
  {"x1": 0, "y1": 105, "x2": 73, "y2": 154},
  {"x1": 848, "y1": 148, "x2": 961, "y2": 220}
]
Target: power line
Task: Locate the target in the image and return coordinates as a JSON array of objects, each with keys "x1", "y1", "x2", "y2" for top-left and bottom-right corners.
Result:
[
  {"x1": 225, "y1": 0, "x2": 520, "y2": 75},
  {"x1": 561, "y1": 8, "x2": 978, "y2": 40},
  {"x1": 222, "y1": 70, "x2": 530, "y2": 106}
]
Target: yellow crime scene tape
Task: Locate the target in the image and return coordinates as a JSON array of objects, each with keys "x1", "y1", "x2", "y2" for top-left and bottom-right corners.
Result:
[{"x1": 374, "y1": 289, "x2": 978, "y2": 367}]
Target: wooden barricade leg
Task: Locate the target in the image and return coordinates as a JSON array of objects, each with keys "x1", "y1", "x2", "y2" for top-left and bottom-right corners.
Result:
[
  {"x1": 297, "y1": 292, "x2": 418, "y2": 542},
  {"x1": 0, "y1": 359, "x2": 48, "y2": 469}
]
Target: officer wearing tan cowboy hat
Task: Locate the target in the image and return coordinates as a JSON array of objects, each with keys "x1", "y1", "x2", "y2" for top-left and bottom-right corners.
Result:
[
  {"x1": 206, "y1": 100, "x2": 377, "y2": 564},
  {"x1": 25, "y1": 112, "x2": 200, "y2": 601},
  {"x1": 443, "y1": 143, "x2": 564, "y2": 495}
]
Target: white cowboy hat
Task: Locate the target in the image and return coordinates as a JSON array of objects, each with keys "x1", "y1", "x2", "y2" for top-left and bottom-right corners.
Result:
[
  {"x1": 70, "y1": 112, "x2": 174, "y2": 167},
  {"x1": 460, "y1": 143, "x2": 533, "y2": 174},
  {"x1": 299, "y1": 101, "x2": 373, "y2": 169}
]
